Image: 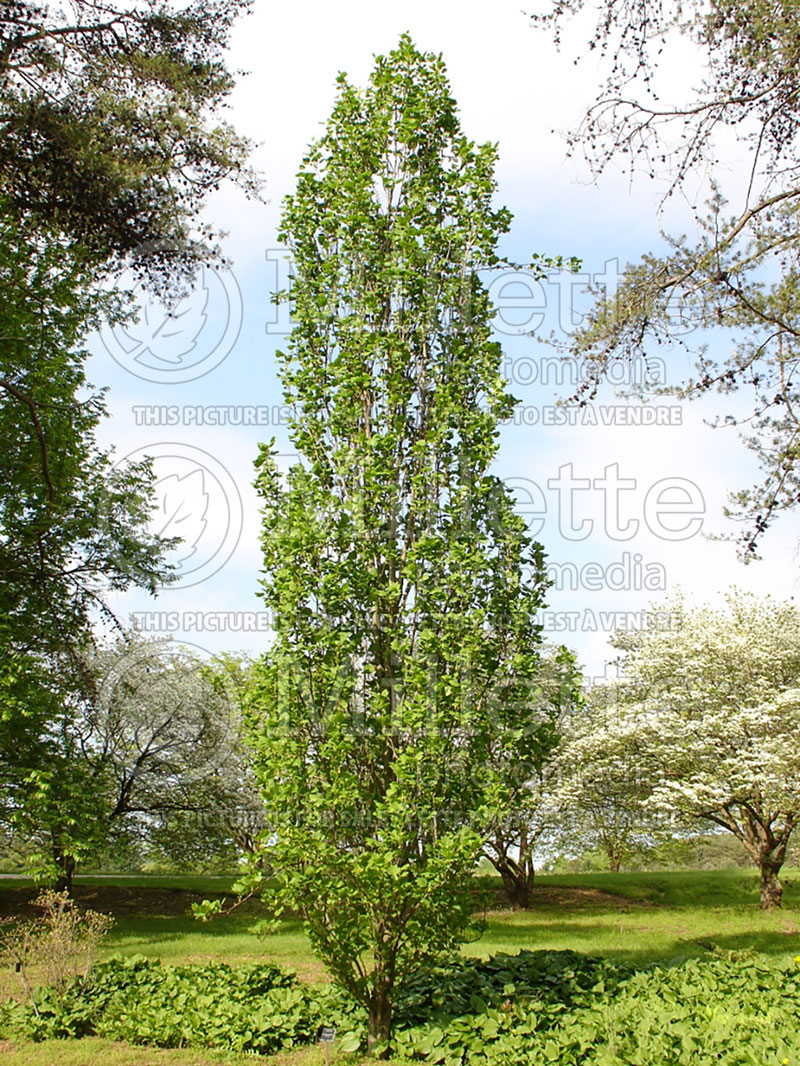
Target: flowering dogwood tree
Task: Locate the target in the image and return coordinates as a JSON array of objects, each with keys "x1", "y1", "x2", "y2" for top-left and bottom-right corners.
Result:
[
  {"x1": 550, "y1": 686, "x2": 674, "y2": 872},
  {"x1": 611, "y1": 594, "x2": 800, "y2": 908}
]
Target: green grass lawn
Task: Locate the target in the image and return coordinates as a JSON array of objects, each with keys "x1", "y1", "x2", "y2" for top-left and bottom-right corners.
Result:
[
  {"x1": 2, "y1": 868, "x2": 799, "y2": 1065},
  {"x1": 28, "y1": 867, "x2": 799, "y2": 969},
  {"x1": 475, "y1": 868, "x2": 800, "y2": 964}
]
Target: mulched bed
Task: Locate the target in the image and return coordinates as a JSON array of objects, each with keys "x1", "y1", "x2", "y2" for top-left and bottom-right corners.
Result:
[{"x1": 0, "y1": 885, "x2": 234, "y2": 920}]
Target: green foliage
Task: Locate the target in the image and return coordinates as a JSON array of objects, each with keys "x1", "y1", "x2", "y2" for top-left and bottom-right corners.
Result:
[
  {"x1": 4, "y1": 947, "x2": 799, "y2": 1064},
  {"x1": 0, "y1": 210, "x2": 173, "y2": 656},
  {"x1": 0, "y1": 207, "x2": 178, "y2": 884},
  {"x1": 393, "y1": 951, "x2": 800, "y2": 1065},
  {"x1": 0, "y1": 0, "x2": 259, "y2": 278},
  {"x1": 2, "y1": 956, "x2": 317, "y2": 1051},
  {"x1": 245, "y1": 33, "x2": 562, "y2": 1046},
  {"x1": 392, "y1": 950, "x2": 633, "y2": 1028}
]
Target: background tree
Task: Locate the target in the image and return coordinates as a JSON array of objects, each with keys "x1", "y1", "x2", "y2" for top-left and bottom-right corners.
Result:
[
  {"x1": 531, "y1": 0, "x2": 800, "y2": 557},
  {"x1": 609, "y1": 593, "x2": 800, "y2": 907},
  {"x1": 0, "y1": 0, "x2": 258, "y2": 280},
  {"x1": 0, "y1": 0, "x2": 257, "y2": 655},
  {"x1": 0, "y1": 210, "x2": 178, "y2": 878},
  {"x1": 87, "y1": 639, "x2": 263, "y2": 874},
  {"x1": 2, "y1": 635, "x2": 260, "y2": 886},
  {"x1": 0, "y1": 209, "x2": 174, "y2": 658},
  {"x1": 242, "y1": 36, "x2": 558, "y2": 1053},
  {"x1": 0, "y1": 646, "x2": 105, "y2": 888},
  {"x1": 482, "y1": 644, "x2": 582, "y2": 907},
  {"x1": 550, "y1": 682, "x2": 676, "y2": 873},
  {"x1": 0, "y1": 0, "x2": 257, "y2": 876},
  {"x1": 0, "y1": 0, "x2": 258, "y2": 660}
]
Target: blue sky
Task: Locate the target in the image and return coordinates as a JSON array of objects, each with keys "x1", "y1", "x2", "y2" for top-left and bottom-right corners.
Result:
[{"x1": 87, "y1": 0, "x2": 800, "y2": 680}]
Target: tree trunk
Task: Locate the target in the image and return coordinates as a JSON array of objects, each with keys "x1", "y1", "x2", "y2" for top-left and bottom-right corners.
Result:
[
  {"x1": 760, "y1": 860, "x2": 783, "y2": 909},
  {"x1": 489, "y1": 840, "x2": 536, "y2": 909},
  {"x1": 52, "y1": 836, "x2": 75, "y2": 894},
  {"x1": 498, "y1": 860, "x2": 534, "y2": 908},
  {"x1": 366, "y1": 981, "x2": 392, "y2": 1057},
  {"x1": 715, "y1": 804, "x2": 794, "y2": 910}
]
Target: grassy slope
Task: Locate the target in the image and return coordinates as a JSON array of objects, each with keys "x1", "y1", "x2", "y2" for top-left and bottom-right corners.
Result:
[
  {"x1": 11, "y1": 868, "x2": 793, "y2": 969},
  {"x1": 2, "y1": 869, "x2": 799, "y2": 1065},
  {"x1": 477, "y1": 869, "x2": 800, "y2": 964}
]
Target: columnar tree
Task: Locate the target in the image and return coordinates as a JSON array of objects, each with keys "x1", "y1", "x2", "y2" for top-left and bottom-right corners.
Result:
[
  {"x1": 611, "y1": 593, "x2": 800, "y2": 907},
  {"x1": 245, "y1": 36, "x2": 556, "y2": 1052}
]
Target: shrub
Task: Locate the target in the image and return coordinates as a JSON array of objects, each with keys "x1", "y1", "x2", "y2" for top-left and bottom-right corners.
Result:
[{"x1": 0, "y1": 889, "x2": 112, "y2": 1004}]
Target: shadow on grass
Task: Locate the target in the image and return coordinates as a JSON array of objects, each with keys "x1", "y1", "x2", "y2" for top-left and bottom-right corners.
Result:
[
  {"x1": 105, "y1": 914, "x2": 307, "y2": 945},
  {"x1": 479, "y1": 919, "x2": 700, "y2": 963},
  {"x1": 477, "y1": 911, "x2": 800, "y2": 964},
  {"x1": 528, "y1": 869, "x2": 800, "y2": 910},
  {"x1": 679, "y1": 927, "x2": 800, "y2": 956}
]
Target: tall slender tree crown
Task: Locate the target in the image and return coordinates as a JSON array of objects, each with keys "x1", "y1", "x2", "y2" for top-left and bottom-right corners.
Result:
[{"x1": 246, "y1": 36, "x2": 558, "y2": 1051}]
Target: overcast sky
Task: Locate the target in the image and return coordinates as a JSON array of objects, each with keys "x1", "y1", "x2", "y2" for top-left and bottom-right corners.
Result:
[{"x1": 89, "y1": 0, "x2": 800, "y2": 680}]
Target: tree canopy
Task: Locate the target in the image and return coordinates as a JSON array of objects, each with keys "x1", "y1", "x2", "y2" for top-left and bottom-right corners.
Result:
[
  {"x1": 240, "y1": 35, "x2": 560, "y2": 1053},
  {"x1": 0, "y1": 0, "x2": 257, "y2": 881},
  {"x1": 531, "y1": 0, "x2": 800, "y2": 557},
  {"x1": 550, "y1": 684, "x2": 677, "y2": 873},
  {"x1": 0, "y1": 210, "x2": 174, "y2": 659},
  {"x1": 1, "y1": 634, "x2": 258, "y2": 886},
  {"x1": 607, "y1": 593, "x2": 800, "y2": 907},
  {"x1": 0, "y1": 0, "x2": 258, "y2": 281}
]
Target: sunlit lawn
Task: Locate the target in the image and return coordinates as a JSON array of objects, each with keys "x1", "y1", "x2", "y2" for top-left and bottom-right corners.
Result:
[
  {"x1": 2, "y1": 868, "x2": 799, "y2": 1065},
  {"x1": 3, "y1": 868, "x2": 799, "y2": 970},
  {"x1": 91, "y1": 868, "x2": 800, "y2": 970},
  {"x1": 476, "y1": 869, "x2": 800, "y2": 964}
]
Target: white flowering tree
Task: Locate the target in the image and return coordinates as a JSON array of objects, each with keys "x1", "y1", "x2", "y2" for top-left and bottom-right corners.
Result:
[
  {"x1": 550, "y1": 686, "x2": 674, "y2": 872},
  {"x1": 611, "y1": 594, "x2": 800, "y2": 908}
]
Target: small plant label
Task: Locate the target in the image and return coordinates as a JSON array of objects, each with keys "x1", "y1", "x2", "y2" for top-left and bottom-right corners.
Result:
[{"x1": 318, "y1": 1025, "x2": 336, "y2": 1065}]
